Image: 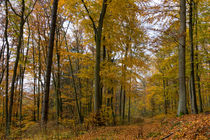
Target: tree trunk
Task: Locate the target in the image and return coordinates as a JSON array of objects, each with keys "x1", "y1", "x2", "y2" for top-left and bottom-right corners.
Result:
[
  {"x1": 163, "y1": 78, "x2": 167, "y2": 114},
  {"x1": 177, "y1": 0, "x2": 188, "y2": 116},
  {"x1": 119, "y1": 86, "x2": 122, "y2": 118},
  {"x1": 65, "y1": 39, "x2": 83, "y2": 123},
  {"x1": 82, "y1": 0, "x2": 108, "y2": 112},
  {"x1": 9, "y1": 0, "x2": 25, "y2": 127},
  {"x1": 194, "y1": 0, "x2": 203, "y2": 113},
  {"x1": 128, "y1": 96, "x2": 130, "y2": 123},
  {"x1": 41, "y1": 0, "x2": 59, "y2": 126},
  {"x1": 189, "y1": 0, "x2": 198, "y2": 114},
  {"x1": 122, "y1": 89, "x2": 126, "y2": 121},
  {"x1": 5, "y1": 0, "x2": 10, "y2": 135},
  {"x1": 32, "y1": 41, "x2": 37, "y2": 121},
  {"x1": 37, "y1": 26, "x2": 41, "y2": 120},
  {"x1": 19, "y1": 20, "x2": 30, "y2": 123}
]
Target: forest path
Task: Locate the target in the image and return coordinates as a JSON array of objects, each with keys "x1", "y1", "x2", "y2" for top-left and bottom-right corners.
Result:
[{"x1": 76, "y1": 114, "x2": 209, "y2": 140}]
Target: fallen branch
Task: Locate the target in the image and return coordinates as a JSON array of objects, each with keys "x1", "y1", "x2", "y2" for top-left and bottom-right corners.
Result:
[{"x1": 161, "y1": 132, "x2": 174, "y2": 140}]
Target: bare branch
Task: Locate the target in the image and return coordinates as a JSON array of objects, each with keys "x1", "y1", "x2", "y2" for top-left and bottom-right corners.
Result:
[
  {"x1": 81, "y1": 0, "x2": 97, "y2": 33},
  {"x1": 8, "y1": 0, "x2": 21, "y2": 17},
  {"x1": 25, "y1": 0, "x2": 38, "y2": 20}
]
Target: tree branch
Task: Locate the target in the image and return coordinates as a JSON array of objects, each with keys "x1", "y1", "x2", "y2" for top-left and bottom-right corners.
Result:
[
  {"x1": 98, "y1": 0, "x2": 108, "y2": 32},
  {"x1": 25, "y1": 0, "x2": 38, "y2": 20},
  {"x1": 81, "y1": 0, "x2": 97, "y2": 33},
  {"x1": 8, "y1": 0, "x2": 21, "y2": 17}
]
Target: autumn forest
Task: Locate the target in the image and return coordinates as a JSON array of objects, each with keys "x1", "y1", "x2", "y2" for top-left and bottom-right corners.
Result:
[{"x1": 0, "y1": 0, "x2": 209, "y2": 139}]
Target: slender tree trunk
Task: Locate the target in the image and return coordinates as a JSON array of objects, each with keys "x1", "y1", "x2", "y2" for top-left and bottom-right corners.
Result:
[
  {"x1": 65, "y1": 39, "x2": 83, "y2": 123},
  {"x1": 163, "y1": 78, "x2": 167, "y2": 114},
  {"x1": 122, "y1": 89, "x2": 126, "y2": 121},
  {"x1": 9, "y1": 0, "x2": 25, "y2": 127},
  {"x1": 55, "y1": 32, "x2": 62, "y2": 120},
  {"x1": 37, "y1": 26, "x2": 41, "y2": 120},
  {"x1": 128, "y1": 96, "x2": 130, "y2": 123},
  {"x1": 110, "y1": 88, "x2": 116, "y2": 125},
  {"x1": 19, "y1": 26, "x2": 30, "y2": 122},
  {"x1": 41, "y1": 0, "x2": 59, "y2": 126},
  {"x1": 19, "y1": 66, "x2": 23, "y2": 122},
  {"x1": 177, "y1": 0, "x2": 188, "y2": 116},
  {"x1": 119, "y1": 86, "x2": 122, "y2": 118},
  {"x1": 189, "y1": 0, "x2": 198, "y2": 114},
  {"x1": 194, "y1": 0, "x2": 203, "y2": 113},
  {"x1": 32, "y1": 42, "x2": 37, "y2": 121},
  {"x1": 5, "y1": 0, "x2": 10, "y2": 135}
]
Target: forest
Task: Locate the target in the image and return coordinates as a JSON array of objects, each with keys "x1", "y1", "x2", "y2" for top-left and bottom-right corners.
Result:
[{"x1": 0, "y1": 0, "x2": 209, "y2": 139}]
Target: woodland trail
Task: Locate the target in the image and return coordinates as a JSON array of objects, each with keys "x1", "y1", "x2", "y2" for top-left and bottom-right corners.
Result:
[{"x1": 76, "y1": 114, "x2": 210, "y2": 140}]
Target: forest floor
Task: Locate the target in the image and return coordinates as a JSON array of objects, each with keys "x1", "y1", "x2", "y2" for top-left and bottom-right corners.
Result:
[
  {"x1": 76, "y1": 114, "x2": 210, "y2": 140},
  {"x1": 1, "y1": 114, "x2": 209, "y2": 139}
]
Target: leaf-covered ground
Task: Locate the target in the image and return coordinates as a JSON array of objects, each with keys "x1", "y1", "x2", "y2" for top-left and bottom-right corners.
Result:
[
  {"x1": 1, "y1": 114, "x2": 209, "y2": 139},
  {"x1": 76, "y1": 114, "x2": 210, "y2": 140}
]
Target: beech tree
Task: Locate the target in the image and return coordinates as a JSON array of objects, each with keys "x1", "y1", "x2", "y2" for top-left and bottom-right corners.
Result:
[
  {"x1": 177, "y1": 0, "x2": 188, "y2": 116},
  {"x1": 41, "y1": 0, "x2": 59, "y2": 126}
]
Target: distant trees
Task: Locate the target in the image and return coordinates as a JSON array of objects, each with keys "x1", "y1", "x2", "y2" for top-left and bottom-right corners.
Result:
[{"x1": 0, "y1": 0, "x2": 209, "y2": 138}]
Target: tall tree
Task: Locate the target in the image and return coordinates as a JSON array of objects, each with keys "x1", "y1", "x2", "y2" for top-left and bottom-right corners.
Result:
[
  {"x1": 189, "y1": 0, "x2": 198, "y2": 114},
  {"x1": 41, "y1": 0, "x2": 59, "y2": 126},
  {"x1": 81, "y1": 0, "x2": 108, "y2": 112},
  {"x1": 4, "y1": 0, "x2": 10, "y2": 135},
  {"x1": 194, "y1": 0, "x2": 203, "y2": 112},
  {"x1": 177, "y1": 0, "x2": 188, "y2": 116}
]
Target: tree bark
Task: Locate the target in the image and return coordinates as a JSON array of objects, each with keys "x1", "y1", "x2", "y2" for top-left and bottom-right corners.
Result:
[
  {"x1": 177, "y1": 0, "x2": 188, "y2": 116},
  {"x1": 81, "y1": 0, "x2": 108, "y2": 113},
  {"x1": 163, "y1": 78, "x2": 167, "y2": 114},
  {"x1": 194, "y1": 0, "x2": 203, "y2": 113},
  {"x1": 5, "y1": 0, "x2": 10, "y2": 135},
  {"x1": 94, "y1": 0, "x2": 108, "y2": 112},
  {"x1": 32, "y1": 40, "x2": 37, "y2": 121},
  {"x1": 189, "y1": 0, "x2": 198, "y2": 114},
  {"x1": 41, "y1": 0, "x2": 59, "y2": 126},
  {"x1": 37, "y1": 25, "x2": 41, "y2": 120},
  {"x1": 128, "y1": 96, "x2": 130, "y2": 123},
  {"x1": 119, "y1": 86, "x2": 122, "y2": 118},
  {"x1": 9, "y1": 0, "x2": 25, "y2": 126}
]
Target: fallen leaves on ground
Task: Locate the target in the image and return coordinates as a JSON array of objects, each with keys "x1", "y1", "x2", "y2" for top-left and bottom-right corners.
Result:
[{"x1": 76, "y1": 114, "x2": 210, "y2": 140}]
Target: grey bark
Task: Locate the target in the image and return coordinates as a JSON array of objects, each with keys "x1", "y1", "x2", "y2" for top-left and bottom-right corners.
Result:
[
  {"x1": 177, "y1": 0, "x2": 188, "y2": 116},
  {"x1": 32, "y1": 40, "x2": 37, "y2": 121},
  {"x1": 5, "y1": 0, "x2": 10, "y2": 135},
  {"x1": 37, "y1": 25, "x2": 41, "y2": 120}
]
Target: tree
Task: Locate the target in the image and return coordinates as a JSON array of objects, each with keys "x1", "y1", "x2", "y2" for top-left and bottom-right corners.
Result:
[
  {"x1": 4, "y1": 0, "x2": 10, "y2": 135},
  {"x1": 8, "y1": 0, "x2": 37, "y2": 132},
  {"x1": 189, "y1": 0, "x2": 198, "y2": 114},
  {"x1": 81, "y1": 0, "x2": 108, "y2": 113},
  {"x1": 194, "y1": 0, "x2": 203, "y2": 112},
  {"x1": 177, "y1": 0, "x2": 188, "y2": 116},
  {"x1": 41, "y1": 0, "x2": 59, "y2": 126}
]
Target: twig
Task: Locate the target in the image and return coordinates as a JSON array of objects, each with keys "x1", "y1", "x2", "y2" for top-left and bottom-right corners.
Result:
[{"x1": 161, "y1": 132, "x2": 174, "y2": 140}]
